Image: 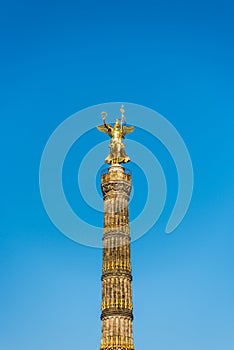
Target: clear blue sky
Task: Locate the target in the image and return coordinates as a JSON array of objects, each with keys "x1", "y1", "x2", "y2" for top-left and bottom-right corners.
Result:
[{"x1": 1, "y1": 0, "x2": 234, "y2": 349}]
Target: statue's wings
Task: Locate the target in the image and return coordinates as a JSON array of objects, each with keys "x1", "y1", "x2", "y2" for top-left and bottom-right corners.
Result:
[
  {"x1": 122, "y1": 125, "x2": 135, "y2": 136},
  {"x1": 97, "y1": 124, "x2": 112, "y2": 137}
]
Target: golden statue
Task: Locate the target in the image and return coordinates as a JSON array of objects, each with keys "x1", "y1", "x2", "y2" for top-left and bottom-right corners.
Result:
[{"x1": 97, "y1": 105, "x2": 135, "y2": 164}]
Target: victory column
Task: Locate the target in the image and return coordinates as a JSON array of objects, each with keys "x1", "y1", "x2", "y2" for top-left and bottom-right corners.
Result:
[{"x1": 97, "y1": 106, "x2": 135, "y2": 350}]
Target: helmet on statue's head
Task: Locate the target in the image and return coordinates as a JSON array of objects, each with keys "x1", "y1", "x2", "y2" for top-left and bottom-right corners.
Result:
[{"x1": 114, "y1": 118, "x2": 121, "y2": 130}]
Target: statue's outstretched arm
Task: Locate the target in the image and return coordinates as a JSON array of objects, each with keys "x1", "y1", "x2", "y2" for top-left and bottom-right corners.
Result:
[{"x1": 104, "y1": 121, "x2": 112, "y2": 132}]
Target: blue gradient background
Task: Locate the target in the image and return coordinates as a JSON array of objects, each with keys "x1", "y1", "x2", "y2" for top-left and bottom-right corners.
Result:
[{"x1": 1, "y1": 1, "x2": 233, "y2": 349}]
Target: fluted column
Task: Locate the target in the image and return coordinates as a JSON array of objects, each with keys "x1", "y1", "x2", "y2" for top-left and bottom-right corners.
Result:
[{"x1": 100, "y1": 164, "x2": 134, "y2": 350}]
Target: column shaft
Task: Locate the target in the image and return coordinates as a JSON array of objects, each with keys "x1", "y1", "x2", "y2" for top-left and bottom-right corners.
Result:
[{"x1": 100, "y1": 165, "x2": 134, "y2": 350}]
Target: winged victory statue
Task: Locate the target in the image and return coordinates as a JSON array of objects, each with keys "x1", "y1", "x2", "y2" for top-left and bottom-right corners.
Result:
[{"x1": 97, "y1": 105, "x2": 135, "y2": 164}]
